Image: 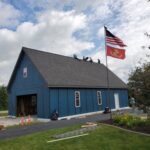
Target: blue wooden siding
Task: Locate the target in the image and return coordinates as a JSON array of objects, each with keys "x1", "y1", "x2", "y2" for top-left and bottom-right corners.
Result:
[
  {"x1": 68, "y1": 89, "x2": 76, "y2": 115},
  {"x1": 80, "y1": 89, "x2": 86, "y2": 114},
  {"x1": 59, "y1": 89, "x2": 68, "y2": 116},
  {"x1": 49, "y1": 88, "x2": 129, "y2": 117},
  {"x1": 49, "y1": 89, "x2": 59, "y2": 116},
  {"x1": 8, "y1": 52, "x2": 128, "y2": 119},
  {"x1": 8, "y1": 53, "x2": 49, "y2": 118}
]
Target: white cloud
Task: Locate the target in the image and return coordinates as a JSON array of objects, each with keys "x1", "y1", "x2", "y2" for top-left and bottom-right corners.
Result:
[
  {"x1": 37, "y1": 10, "x2": 86, "y2": 32},
  {"x1": 95, "y1": 0, "x2": 150, "y2": 83},
  {"x1": 97, "y1": 27, "x2": 105, "y2": 38},
  {"x1": 115, "y1": 0, "x2": 150, "y2": 80},
  {"x1": 0, "y1": 1, "x2": 21, "y2": 27},
  {"x1": 70, "y1": 0, "x2": 105, "y2": 12},
  {"x1": 0, "y1": 10, "x2": 94, "y2": 85},
  {"x1": 0, "y1": 0, "x2": 150, "y2": 85},
  {"x1": 88, "y1": 1, "x2": 112, "y2": 22}
]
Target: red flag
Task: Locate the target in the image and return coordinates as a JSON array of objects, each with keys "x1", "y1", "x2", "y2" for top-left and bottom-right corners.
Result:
[
  {"x1": 107, "y1": 45, "x2": 125, "y2": 59},
  {"x1": 105, "y1": 27, "x2": 126, "y2": 59}
]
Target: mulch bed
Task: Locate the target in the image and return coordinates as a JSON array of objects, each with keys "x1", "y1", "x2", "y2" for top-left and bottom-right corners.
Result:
[{"x1": 100, "y1": 119, "x2": 150, "y2": 134}]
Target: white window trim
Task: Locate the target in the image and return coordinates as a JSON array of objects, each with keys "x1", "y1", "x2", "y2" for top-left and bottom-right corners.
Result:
[
  {"x1": 23, "y1": 67, "x2": 28, "y2": 78},
  {"x1": 75, "y1": 91, "x2": 80, "y2": 107},
  {"x1": 97, "y1": 91, "x2": 102, "y2": 105}
]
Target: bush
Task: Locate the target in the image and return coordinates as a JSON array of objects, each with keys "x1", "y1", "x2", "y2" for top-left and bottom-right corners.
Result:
[
  {"x1": 113, "y1": 114, "x2": 149, "y2": 129},
  {"x1": 0, "y1": 85, "x2": 8, "y2": 110}
]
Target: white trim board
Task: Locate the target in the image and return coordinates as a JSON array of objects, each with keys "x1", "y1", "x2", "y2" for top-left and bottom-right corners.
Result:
[
  {"x1": 58, "y1": 110, "x2": 103, "y2": 120},
  {"x1": 10, "y1": 107, "x2": 131, "y2": 122},
  {"x1": 38, "y1": 110, "x2": 104, "y2": 122},
  {"x1": 58, "y1": 107, "x2": 131, "y2": 120},
  {"x1": 111, "y1": 107, "x2": 131, "y2": 111},
  {"x1": 38, "y1": 107, "x2": 131, "y2": 121}
]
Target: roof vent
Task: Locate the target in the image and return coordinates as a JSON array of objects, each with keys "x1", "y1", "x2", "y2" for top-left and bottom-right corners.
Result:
[
  {"x1": 73, "y1": 54, "x2": 77, "y2": 59},
  {"x1": 98, "y1": 59, "x2": 101, "y2": 64},
  {"x1": 89, "y1": 57, "x2": 93, "y2": 63},
  {"x1": 73, "y1": 54, "x2": 80, "y2": 60},
  {"x1": 83, "y1": 56, "x2": 89, "y2": 61}
]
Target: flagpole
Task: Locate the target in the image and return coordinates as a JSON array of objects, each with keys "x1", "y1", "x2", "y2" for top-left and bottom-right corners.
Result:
[{"x1": 104, "y1": 26, "x2": 112, "y2": 119}]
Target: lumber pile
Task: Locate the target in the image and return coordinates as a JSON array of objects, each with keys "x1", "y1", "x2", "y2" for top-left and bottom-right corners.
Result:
[{"x1": 81, "y1": 122, "x2": 97, "y2": 128}]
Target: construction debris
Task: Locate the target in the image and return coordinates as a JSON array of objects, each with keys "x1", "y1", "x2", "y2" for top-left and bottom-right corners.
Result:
[
  {"x1": 0, "y1": 125, "x2": 4, "y2": 130},
  {"x1": 47, "y1": 133, "x2": 89, "y2": 143},
  {"x1": 81, "y1": 122, "x2": 97, "y2": 128},
  {"x1": 53, "y1": 125, "x2": 98, "y2": 139}
]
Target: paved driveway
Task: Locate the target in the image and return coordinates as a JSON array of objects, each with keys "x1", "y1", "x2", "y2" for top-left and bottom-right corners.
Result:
[{"x1": 0, "y1": 113, "x2": 110, "y2": 140}]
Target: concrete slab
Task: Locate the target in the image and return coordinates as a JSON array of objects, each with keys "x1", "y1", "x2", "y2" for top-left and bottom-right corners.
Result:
[{"x1": 0, "y1": 116, "x2": 37, "y2": 127}]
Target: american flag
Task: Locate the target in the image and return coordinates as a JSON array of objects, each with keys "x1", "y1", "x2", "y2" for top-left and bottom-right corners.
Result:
[
  {"x1": 105, "y1": 27, "x2": 126, "y2": 47},
  {"x1": 104, "y1": 27, "x2": 126, "y2": 59}
]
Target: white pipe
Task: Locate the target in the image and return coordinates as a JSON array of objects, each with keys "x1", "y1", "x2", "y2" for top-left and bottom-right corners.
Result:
[{"x1": 47, "y1": 133, "x2": 89, "y2": 143}]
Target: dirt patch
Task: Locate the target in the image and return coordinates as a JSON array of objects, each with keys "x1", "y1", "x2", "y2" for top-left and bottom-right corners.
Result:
[
  {"x1": 132, "y1": 125, "x2": 150, "y2": 134},
  {"x1": 100, "y1": 119, "x2": 150, "y2": 134}
]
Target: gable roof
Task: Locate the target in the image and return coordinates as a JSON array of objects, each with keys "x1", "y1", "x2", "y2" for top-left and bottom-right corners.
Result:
[{"x1": 8, "y1": 47, "x2": 127, "y2": 89}]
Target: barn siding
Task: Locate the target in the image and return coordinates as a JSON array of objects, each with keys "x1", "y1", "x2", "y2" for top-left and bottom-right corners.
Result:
[
  {"x1": 49, "y1": 88, "x2": 128, "y2": 118},
  {"x1": 8, "y1": 53, "x2": 49, "y2": 118},
  {"x1": 80, "y1": 89, "x2": 87, "y2": 114},
  {"x1": 8, "y1": 52, "x2": 129, "y2": 119}
]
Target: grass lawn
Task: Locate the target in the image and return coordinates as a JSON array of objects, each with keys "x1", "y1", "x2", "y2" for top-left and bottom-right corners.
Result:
[{"x1": 0, "y1": 124, "x2": 150, "y2": 150}]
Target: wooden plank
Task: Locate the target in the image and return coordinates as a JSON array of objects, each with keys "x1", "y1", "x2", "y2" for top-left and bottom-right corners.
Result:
[{"x1": 47, "y1": 133, "x2": 89, "y2": 143}]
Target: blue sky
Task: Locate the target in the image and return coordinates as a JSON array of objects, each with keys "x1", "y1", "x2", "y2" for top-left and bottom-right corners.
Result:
[{"x1": 0, "y1": 0, "x2": 150, "y2": 85}]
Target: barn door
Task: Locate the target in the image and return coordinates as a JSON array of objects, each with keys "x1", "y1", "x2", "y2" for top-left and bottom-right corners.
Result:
[
  {"x1": 114, "y1": 93, "x2": 120, "y2": 109},
  {"x1": 17, "y1": 94, "x2": 37, "y2": 116}
]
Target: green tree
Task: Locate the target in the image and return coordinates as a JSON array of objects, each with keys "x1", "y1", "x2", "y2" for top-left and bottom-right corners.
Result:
[
  {"x1": 128, "y1": 61, "x2": 150, "y2": 112},
  {"x1": 0, "y1": 85, "x2": 8, "y2": 110},
  {"x1": 128, "y1": 31, "x2": 150, "y2": 111}
]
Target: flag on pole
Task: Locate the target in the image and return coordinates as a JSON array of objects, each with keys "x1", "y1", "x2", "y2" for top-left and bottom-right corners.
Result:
[{"x1": 105, "y1": 27, "x2": 126, "y2": 59}]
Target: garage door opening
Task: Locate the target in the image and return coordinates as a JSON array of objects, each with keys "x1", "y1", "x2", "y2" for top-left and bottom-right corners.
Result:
[{"x1": 17, "y1": 94, "x2": 37, "y2": 116}]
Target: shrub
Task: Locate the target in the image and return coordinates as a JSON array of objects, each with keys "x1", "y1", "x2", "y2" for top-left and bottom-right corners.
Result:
[{"x1": 113, "y1": 114, "x2": 149, "y2": 129}]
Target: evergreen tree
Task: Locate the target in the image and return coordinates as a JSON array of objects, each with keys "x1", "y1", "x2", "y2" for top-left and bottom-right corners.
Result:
[{"x1": 0, "y1": 85, "x2": 8, "y2": 110}]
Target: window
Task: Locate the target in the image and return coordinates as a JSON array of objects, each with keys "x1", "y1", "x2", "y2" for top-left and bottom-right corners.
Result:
[
  {"x1": 23, "y1": 67, "x2": 27, "y2": 78},
  {"x1": 75, "y1": 91, "x2": 80, "y2": 107},
  {"x1": 97, "y1": 91, "x2": 102, "y2": 105}
]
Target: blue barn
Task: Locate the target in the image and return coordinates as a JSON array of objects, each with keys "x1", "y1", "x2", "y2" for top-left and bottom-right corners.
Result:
[{"x1": 7, "y1": 47, "x2": 129, "y2": 120}]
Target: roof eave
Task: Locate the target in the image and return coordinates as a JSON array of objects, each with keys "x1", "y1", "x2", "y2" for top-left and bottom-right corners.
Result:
[
  {"x1": 7, "y1": 47, "x2": 25, "y2": 91},
  {"x1": 47, "y1": 85, "x2": 128, "y2": 89}
]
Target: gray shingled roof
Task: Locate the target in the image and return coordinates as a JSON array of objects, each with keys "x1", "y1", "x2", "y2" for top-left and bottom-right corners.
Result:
[{"x1": 21, "y1": 47, "x2": 127, "y2": 89}]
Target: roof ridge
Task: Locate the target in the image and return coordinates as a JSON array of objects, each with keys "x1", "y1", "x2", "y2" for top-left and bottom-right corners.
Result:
[
  {"x1": 22, "y1": 47, "x2": 100, "y2": 65},
  {"x1": 22, "y1": 46, "x2": 71, "y2": 58}
]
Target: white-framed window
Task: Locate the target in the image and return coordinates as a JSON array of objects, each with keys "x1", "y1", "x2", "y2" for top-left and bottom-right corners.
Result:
[
  {"x1": 75, "y1": 91, "x2": 80, "y2": 107},
  {"x1": 23, "y1": 67, "x2": 27, "y2": 78},
  {"x1": 97, "y1": 91, "x2": 102, "y2": 105}
]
